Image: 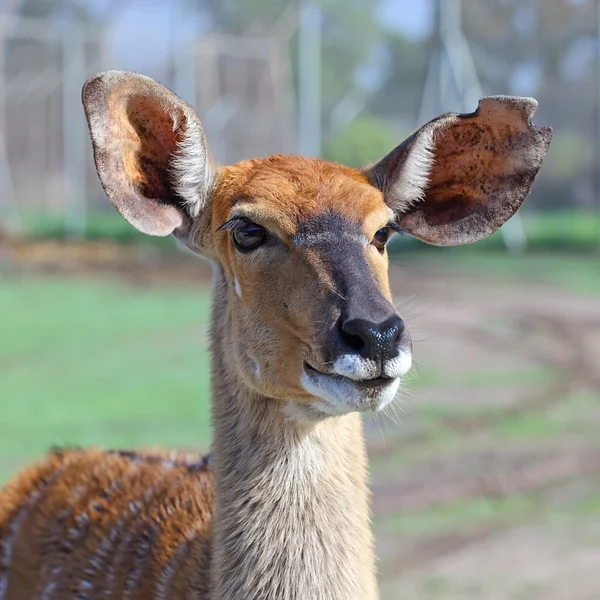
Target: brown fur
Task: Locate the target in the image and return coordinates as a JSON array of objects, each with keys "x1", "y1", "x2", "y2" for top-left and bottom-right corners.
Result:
[
  {"x1": 0, "y1": 448, "x2": 213, "y2": 599},
  {"x1": 0, "y1": 71, "x2": 551, "y2": 600}
]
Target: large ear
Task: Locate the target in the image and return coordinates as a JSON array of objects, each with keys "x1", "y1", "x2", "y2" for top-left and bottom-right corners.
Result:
[
  {"x1": 365, "y1": 97, "x2": 552, "y2": 246},
  {"x1": 82, "y1": 70, "x2": 214, "y2": 236}
]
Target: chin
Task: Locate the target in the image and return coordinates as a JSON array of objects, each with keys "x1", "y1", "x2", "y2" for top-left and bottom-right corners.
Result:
[{"x1": 299, "y1": 367, "x2": 401, "y2": 417}]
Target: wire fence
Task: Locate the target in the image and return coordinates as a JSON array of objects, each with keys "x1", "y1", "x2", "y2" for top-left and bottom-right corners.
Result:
[
  {"x1": 0, "y1": 11, "x2": 298, "y2": 236},
  {"x1": 0, "y1": 1, "x2": 599, "y2": 246}
]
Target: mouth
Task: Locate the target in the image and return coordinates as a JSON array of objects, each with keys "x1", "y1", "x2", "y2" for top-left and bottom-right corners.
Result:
[
  {"x1": 300, "y1": 361, "x2": 402, "y2": 417},
  {"x1": 303, "y1": 363, "x2": 394, "y2": 388}
]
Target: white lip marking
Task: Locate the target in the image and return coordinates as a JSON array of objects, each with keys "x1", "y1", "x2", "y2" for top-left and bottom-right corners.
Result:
[
  {"x1": 333, "y1": 354, "x2": 379, "y2": 381},
  {"x1": 234, "y1": 278, "x2": 242, "y2": 298},
  {"x1": 399, "y1": 351, "x2": 412, "y2": 375},
  {"x1": 333, "y1": 350, "x2": 412, "y2": 381},
  {"x1": 384, "y1": 351, "x2": 412, "y2": 378}
]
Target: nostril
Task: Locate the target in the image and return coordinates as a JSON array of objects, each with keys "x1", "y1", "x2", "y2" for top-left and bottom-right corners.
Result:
[
  {"x1": 339, "y1": 320, "x2": 366, "y2": 352},
  {"x1": 375, "y1": 315, "x2": 404, "y2": 360},
  {"x1": 339, "y1": 314, "x2": 405, "y2": 362},
  {"x1": 390, "y1": 316, "x2": 405, "y2": 344}
]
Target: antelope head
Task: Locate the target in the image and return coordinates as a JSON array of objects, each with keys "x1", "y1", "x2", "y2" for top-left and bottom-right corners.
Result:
[{"x1": 83, "y1": 71, "x2": 551, "y2": 421}]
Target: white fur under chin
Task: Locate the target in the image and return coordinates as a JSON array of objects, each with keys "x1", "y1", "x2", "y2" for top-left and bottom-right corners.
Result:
[{"x1": 300, "y1": 372, "x2": 400, "y2": 417}]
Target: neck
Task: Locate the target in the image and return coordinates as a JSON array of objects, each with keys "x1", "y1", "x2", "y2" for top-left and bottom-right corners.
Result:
[{"x1": 208, "y1": 271, "x2": 378, "y2": 600}]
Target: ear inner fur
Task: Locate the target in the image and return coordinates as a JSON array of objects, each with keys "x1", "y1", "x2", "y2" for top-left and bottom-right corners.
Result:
[
  {"x1": 82, "y1": 70, "x2": 214, "y2": 236},
  {"x1": 366, "y1": 96, "x2": 552, "y2": 246}
]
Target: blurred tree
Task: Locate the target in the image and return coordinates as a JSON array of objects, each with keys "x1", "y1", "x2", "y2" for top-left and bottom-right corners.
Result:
[
  {"x1": 3, "y1": 0, "x2": 111, "y2": 217},
  {"x1": 6, "y1": 0, "x2": 114, "y2": 80},
  {"x1": 12, "y1": 0, "x2": 90, "y2": 20},
  {"x1": 463, "y1": 0, "x2": 595, "y2": 100},
  {"x1": 461, "y1": 0, "x2": 598, "y2": 209},
  {"x1": 323, "y1": 114, "x2": 403, "y2": 167},
  {"x1": 366, "y1": 31, "x2": 429, "y2": 125},
  {"x1": 202, "y1": 0, "x2": 384, "y2": 135},
  {"x1": 11, "y1": 0, "x2": 121, "y2": 21},
  {"x1": 203, "y1": 0, "x2": 289, "y2": 33}
]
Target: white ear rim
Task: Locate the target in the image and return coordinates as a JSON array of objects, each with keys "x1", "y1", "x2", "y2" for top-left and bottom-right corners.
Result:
[
  {"x1": 171, "y1": 106, "x2": 215, "y2": 219},
  {"x1": 386, "y1": 125, "x2": 437, "y2": 211}
]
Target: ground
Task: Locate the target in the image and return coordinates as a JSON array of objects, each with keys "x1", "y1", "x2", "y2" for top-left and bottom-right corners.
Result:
[
  {"x1": 1, "y1": 237, "x2": 599, "y2": 599},
  {"x1": 375, "y1": 255, "x2": 600, "y2": 599}
]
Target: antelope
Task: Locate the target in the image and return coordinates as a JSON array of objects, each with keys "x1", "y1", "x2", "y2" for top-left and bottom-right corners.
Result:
[{"x1": 0, "y1": 71, "x2": 551, "y2": 600}]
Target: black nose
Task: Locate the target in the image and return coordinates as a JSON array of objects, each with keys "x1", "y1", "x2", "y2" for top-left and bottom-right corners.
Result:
[{"x1": 339, "y1": 314, "x2": 404, "y2": 363}]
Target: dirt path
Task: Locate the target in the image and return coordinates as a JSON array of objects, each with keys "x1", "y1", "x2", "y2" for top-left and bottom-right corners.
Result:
[{"x1": 371, "y1": 265, "x2": 600, "y2": 599}]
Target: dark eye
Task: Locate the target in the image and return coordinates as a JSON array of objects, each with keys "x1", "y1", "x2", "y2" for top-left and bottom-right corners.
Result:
[
  {"x1": 232, "y1": 222, "x2": 266, "y2": 252},
  {"x1": 372, "y1": 227, "x2": 391, "y2": 253}
]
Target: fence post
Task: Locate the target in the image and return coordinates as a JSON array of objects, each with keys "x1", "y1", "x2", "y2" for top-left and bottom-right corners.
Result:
[
  {"x1": 596, "y1": 0, "x2": 600, "y2": 249},
  {"x1": 62, "y1": 23, "x2": 87, "y2": 238},
  {"x1": 172, "y1": 0, "x2": 198, "y2": 105},
  {"x1": 0, "y1": 27, "x2": 21, "y2": 235},
  {"x1": 297, "y1": 0, "x2": 322, "y2": 158}
]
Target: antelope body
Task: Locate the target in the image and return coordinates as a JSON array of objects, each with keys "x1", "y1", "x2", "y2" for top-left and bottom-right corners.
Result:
[{"x1": 0, "y1": 71, "x2": 551, "y2": 599}]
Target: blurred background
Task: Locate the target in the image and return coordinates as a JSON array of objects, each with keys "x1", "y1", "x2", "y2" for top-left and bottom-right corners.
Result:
[{"x1": 0, "y1": 0, "x2": 599, "y2": 597}]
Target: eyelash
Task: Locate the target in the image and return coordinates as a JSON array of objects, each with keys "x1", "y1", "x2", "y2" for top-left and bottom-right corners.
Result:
[
  {"x1": 388, "y1": 223, "x2": 406, "y2": 235},
  {"x1": 217, "y1": 217, "x2": 251, "y2": 233}
]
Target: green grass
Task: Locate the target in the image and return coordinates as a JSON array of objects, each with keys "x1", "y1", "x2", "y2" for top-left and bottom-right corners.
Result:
[
  {"x1": 396, "y1": 251, "x2": 600, "y2": 295},
  {"x1": 390, "y1": 210, "x2": 600, "y2": 254},
  {"x1": 0, "y1": 274, "x2": 212, "y2": 482},
  {"x1": 521, "y1": 210, "x2": 600, "y2": 250},
  {"x1": 19, "y1": 211, "x2": 177, "y2": 248},
  {"x1": 374, "y1": 494, "x2": 537, "y2": 536},
  {"x1": 410, "y1": 365, "x2": 557, "y2": 391},
  {"x1": 374, "y1": 475, "x2": 600, "y2": 538},
  {"x1": 575, "y1": 490, "x2": 600, "y2": 515},
  {"x1": 491, "y1": 412, "x2": 566, "y2": 439}
]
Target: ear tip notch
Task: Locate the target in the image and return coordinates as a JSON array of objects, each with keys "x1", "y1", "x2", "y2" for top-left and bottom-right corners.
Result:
[
  {"x1": 538, "y1": 125, "x2": 554, "y2": 141},
  {"x1": 476, "y1": 95, "x2": 539, "y2": 118}
]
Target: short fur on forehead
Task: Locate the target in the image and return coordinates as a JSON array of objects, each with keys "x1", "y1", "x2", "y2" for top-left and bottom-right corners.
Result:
[{"x1": 366, "y1": 96, "x2": 552, "y2": 246}]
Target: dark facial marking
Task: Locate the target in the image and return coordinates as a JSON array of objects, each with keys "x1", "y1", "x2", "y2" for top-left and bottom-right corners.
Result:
[
  {"x1": 293, "y1": 213, "x2": 398, "y2": 358},
  {"x1": 291, "y1": 212, "x2": 366, "y2": 248}
]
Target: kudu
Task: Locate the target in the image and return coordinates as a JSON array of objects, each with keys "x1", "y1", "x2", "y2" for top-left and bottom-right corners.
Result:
[{"x1": 0, "y1": 71, "x2": 551, "y2": 600}]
